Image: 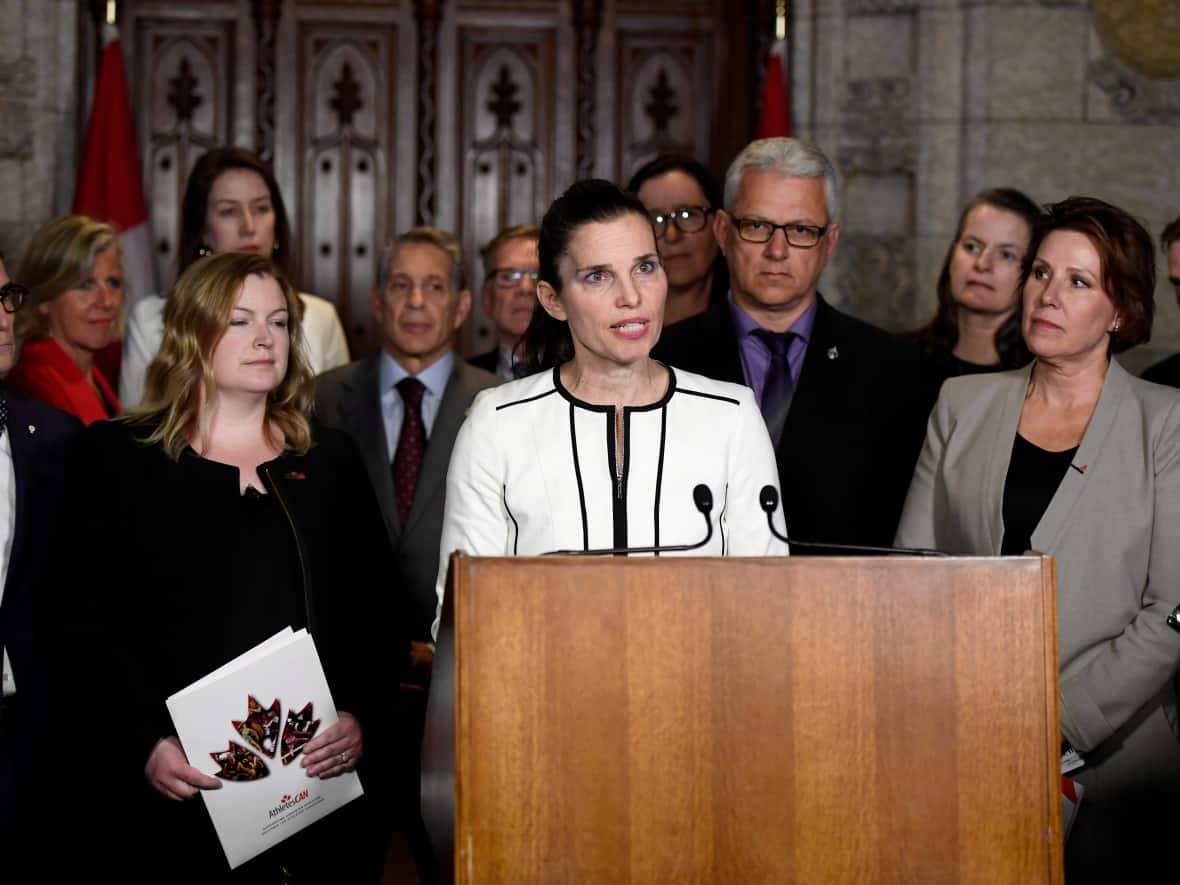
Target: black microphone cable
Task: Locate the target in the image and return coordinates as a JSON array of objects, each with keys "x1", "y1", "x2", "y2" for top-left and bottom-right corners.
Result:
[{"x1": 758, "y1": 485, "x2": 947, "y2": 557}]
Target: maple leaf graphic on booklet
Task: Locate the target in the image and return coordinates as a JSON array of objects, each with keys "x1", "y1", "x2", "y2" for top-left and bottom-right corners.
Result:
[
  {"x1": 232, "y1": 695, "x2": 282, "y2": 758},
  {"x1": 211, "y1": 741, "x2": 270, "y2": 781},
  {"x1": 280, "y1": 702, "x2": 321, "y2": 766}
]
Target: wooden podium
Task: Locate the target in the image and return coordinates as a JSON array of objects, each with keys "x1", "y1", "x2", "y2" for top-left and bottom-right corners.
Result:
[{"x1": 422, "y1": 554, "x2": 1064, "y2": 884}]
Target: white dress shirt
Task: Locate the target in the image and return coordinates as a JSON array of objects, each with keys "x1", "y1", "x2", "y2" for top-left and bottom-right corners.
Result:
[
  {"x1": 378, "y1": 350, "x2": 455, "y2": 462},
  {"x1": 0, "y1": 431, "x2": 17, "y2": 696}
]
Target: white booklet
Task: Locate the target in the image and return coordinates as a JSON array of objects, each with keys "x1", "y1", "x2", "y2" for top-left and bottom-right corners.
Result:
[{"x1": 166, "y1": 627, "x2": 364, "y2": 869}]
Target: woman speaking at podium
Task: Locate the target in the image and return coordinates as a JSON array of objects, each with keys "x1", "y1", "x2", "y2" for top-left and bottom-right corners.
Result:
[{"x1": 434, "y1": 179, "x2": 787, "y2": 635}]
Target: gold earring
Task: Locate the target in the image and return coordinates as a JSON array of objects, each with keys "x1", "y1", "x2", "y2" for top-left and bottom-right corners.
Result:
[{"x1": 1112, "y1": 320, "x2": 1121, "y2": 333}]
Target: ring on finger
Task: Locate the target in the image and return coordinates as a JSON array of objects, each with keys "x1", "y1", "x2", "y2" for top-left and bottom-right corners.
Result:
[{"x1": 339, "y1": 750, "x2": 349, "y2": 765}]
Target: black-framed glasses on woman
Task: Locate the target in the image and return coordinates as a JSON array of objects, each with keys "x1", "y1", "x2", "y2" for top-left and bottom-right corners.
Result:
[
  {"x1": 488, "y1": 268, "x2": 540, "y2": 289},
  {"x1": 650, "y1": 206, "x2": 714, "y2": 238},
  {"x1": 728, "y1": 216, "x2": 830, "y2": 248},
  {"x1": 0, "y1": 282, "x2": 28, "y2": 314}
]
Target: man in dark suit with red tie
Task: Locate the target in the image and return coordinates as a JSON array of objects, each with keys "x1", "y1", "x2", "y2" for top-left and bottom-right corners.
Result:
[
  {"x1": 314, "y1": 227, "x2": 498, "y2": 880},
  {"x1": 653, "y1": 138, "x2": 928, "y2": 551},
  {"x1": 0, "y1": 252, "x2": 82, "y2": 852}
]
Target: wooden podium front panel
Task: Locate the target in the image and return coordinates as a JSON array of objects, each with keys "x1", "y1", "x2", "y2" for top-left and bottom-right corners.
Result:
[{"x1": 449, "y1": 556, "x2": 1061, "y2": 884}]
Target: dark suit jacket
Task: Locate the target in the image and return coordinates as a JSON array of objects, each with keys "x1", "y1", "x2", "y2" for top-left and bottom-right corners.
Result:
[
  {"x1": 0, "y1": 389, "x2": 80, "y2": 702},
  {"x1": 468, "y1": 348, "x2": 499, "y2": 375},
  {"x1": 1142, "y1": 352, "x2": 1180, "y2": 389},
  {"x1": 0, "y1": 390, "x2": 79, "y2": 845},
  {"x1": 652, "y1": 296, "x2": 928, "y2": 549},
  {"x1": 314, "y1": 355, "x2": 500, "y2": 639}
]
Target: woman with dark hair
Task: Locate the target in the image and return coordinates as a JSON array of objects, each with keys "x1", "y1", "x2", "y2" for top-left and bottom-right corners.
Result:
[
  {"x1": 896, "y1": 197, "x2": 1180, "y2": 882},
  {"x1": 626, "y1": 154, "x2": 729, "y2": 325},
  {"x1": 911, "y1": 187, "x2": 1041, "y2": 399},
  {"x1": 54, "y1": 252, "x2": 398, "y2": 881},
  {"x1": 120, "y1": 147, "x2": 349, "y2": 406},
  {"x1": 433, "y1": 179, "x2": 786, "y2": 633},
  {"x1": 9, "y1": 215, "x2": 124, "y2": 424}
]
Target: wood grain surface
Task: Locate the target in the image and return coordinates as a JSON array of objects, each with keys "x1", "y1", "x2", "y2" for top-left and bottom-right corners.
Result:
[{"x1": 430, "y1": 554, "x2": 1062, "y2": 884}]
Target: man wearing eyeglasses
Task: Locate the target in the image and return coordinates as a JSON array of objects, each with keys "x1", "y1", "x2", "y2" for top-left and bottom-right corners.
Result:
[
  {"x1": 0, "y1": 251, "x2": 82, "y2": 852},
  {"x1": 653, "y1": 138, "x2": 927, "y2": 552},
  {"x1": 470, "y1": 224, "x2": 540, "y2": 380}
]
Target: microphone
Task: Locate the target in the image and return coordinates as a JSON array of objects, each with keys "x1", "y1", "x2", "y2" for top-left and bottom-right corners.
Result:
[
  {"x1": 758, "y1": 485, "x2": 947, "y2": 557},
  {"x1": 543, "y1": 484, "x2": 714, "y2": 556}
]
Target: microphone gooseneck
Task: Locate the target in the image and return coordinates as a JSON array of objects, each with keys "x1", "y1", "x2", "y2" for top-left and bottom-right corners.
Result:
[
  {"x1": 543, "y1": 483, "x2": 714, "y2": 556},
  {"x1": 758, "y1": 485, "x2": 947, "y2": 557}
]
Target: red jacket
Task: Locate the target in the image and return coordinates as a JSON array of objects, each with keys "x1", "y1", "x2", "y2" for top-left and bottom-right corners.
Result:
[{"x1": 9, "y1": 338, "x2": 121, "y2": 426}]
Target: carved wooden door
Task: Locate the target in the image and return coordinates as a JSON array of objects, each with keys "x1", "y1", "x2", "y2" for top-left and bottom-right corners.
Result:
[{"x1": 102, "y1": 0, "x2": 758, "y2": 358}]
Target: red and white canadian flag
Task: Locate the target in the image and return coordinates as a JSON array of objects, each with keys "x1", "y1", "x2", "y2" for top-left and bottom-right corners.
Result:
[
  {"x1": 755, "y1": 39, "x2": 792, "y2": 139},
  {"x1": 72, "y1": 24, "x2": 158, "y2": 311}
]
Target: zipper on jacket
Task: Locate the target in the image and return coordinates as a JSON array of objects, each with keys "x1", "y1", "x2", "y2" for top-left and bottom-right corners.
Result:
[{"x1": 261, "y1": 463, "x2": 316, "y2": 635}]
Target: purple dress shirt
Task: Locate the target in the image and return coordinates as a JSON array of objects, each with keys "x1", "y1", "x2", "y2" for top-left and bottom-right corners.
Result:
[{"x1": 728, "y1": 294, "x2": 817, "y2": 405}]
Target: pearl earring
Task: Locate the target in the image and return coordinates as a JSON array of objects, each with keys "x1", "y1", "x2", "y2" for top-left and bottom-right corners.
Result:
[{"x1": 198, "y1": 245, "x2": 211, "y2": 257}]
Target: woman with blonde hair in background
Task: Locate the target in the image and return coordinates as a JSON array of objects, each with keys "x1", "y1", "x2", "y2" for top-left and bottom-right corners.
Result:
[{"x1": 9, "y1": 214, "x2": 123, "y2": 423}]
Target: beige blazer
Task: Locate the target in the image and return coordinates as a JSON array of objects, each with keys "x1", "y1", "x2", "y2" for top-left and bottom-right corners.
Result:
[{"x1": 896, "y1": 359, "x2": 1180, "y2": 799}]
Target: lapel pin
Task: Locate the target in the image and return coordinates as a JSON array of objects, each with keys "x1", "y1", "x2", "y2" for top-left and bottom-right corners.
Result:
[
  {"x1": 1070, "y1": 463, "x2": 1086, "y2": 474},
  {"x1": 826, "y1": 346, "x2": 839, "y2": 360},
  {"x1": 285, "y1": 471, "x2": 307, "y2": 480},
  {"x1": 27, "y1": 424, "x2": 35, "y2": 435}
]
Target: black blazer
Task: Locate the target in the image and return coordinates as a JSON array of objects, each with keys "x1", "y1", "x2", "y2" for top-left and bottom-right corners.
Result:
[
  {"x1": 1142, "y1": 352, "x2": 1180, "y2": 390},
  {"x1": 653, "y1": 296, "x2": 929, "y2": 549},
  {"x1": 467, "y1": 347, "x2": 500, "y2": 375},
  {"x1": 0, "y1": 389, "x2": 80, "y2": 703},
  {"x1": 45, "y1": 419, "x2": 401, "y2": 876}
]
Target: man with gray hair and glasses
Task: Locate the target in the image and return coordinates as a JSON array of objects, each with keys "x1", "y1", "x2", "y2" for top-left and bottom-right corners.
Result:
[{"x1": 654, "y1": 137, "x2": 927, "y2": 551}]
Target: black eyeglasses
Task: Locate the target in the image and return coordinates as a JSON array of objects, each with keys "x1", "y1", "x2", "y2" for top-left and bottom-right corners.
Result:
[
  {"x1": 0, "y1": 282, "x2": 28, "y2": 314},
  {"x1": 650, "y1": 206, "x2": 714, "y2": 238},
  {"x1": 488, "y1": 267, "x2": 540, "y2": 289},
  {"x1": 728, "y1": 215, "x2": 829, "y2": 248}
]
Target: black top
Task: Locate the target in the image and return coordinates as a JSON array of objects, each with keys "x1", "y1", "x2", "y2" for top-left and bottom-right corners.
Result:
[
  {"x1": 46, "y1": 419, "x2": 404, "y2": 880},
  {"x1": 917, "y1": 347, "x2": 1007, "y2": 417},
  {"x1": 1142, "y1": 352, "x2": 1180, "y2": 390},
  {"x1": 223, "y1": 487, "x2": 304, "y2": 663},
  {"x1": 1001, "y1": 434, "x2": 1077, "y2": 555}
]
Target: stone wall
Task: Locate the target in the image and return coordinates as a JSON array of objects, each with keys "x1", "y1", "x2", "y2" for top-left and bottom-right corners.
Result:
[
  {"x1": 792, "y1": 0, "x2": 1180, "y2": 371},
  {"x1": 0, "y1": 0, "x2": 80, "y2": 265}
]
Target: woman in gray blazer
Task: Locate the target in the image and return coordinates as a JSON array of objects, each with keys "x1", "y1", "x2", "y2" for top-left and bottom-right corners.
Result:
[{"x1": 896, "y1": 197, "x2": 1180, "y2": 882}]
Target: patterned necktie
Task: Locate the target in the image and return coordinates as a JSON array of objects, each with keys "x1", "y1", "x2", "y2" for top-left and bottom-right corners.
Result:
[
  {"x1": 392, "y1": 377, "x2": 427, "y2": 526},
  {"x1": 753, "y1": 328, "x2": 796, "y2": 420}
]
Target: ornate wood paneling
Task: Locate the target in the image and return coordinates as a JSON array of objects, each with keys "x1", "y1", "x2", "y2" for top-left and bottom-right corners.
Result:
[
  {"x1": 615, "y1": 23, "x2": 714, "y2": 185},
  {"x1": 454, "y1": 24, "x2": 558, "y2": 353},
  {"x1": 284, "y1": 17, "x2": 399, "y2": 354},
  {"x1": 104, "y1": 0, "x2": 747, "y2": 357},
  {"x1": 124, "y1": 6, "x2": 242, "y2": 287}
]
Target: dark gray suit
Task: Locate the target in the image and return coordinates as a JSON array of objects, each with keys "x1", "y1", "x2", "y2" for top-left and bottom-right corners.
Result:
[{"x1": 314, "y1": 354, "x2": 500, "y2": 640}]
